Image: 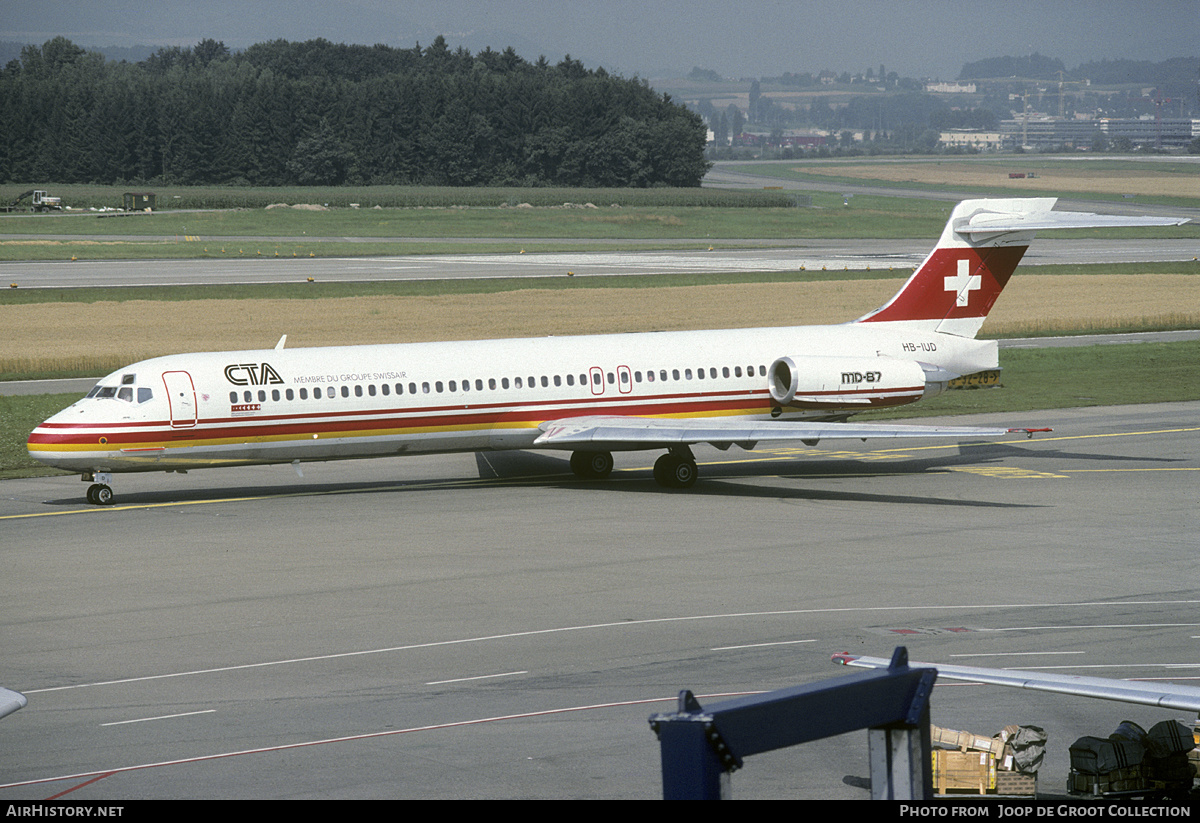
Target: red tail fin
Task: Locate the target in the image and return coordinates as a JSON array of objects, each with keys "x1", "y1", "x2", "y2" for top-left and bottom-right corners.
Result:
[{"x1": 855, "y1": 197, "x2": 1188, "y2": 339}]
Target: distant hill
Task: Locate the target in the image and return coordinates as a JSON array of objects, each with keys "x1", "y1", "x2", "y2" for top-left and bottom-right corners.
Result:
[
  {"x1": 959, "y1": 53, "x2": 1197, "y2": 93},
  {"x1": 959, "y1": 53, "x2": 1066, "y2": 80},
  {"x1": 1070, "y1": 57, "x2": 1197, "y2": 93},
  {"x1": 0, "y1": 40, "x2": 159, "y2": 66}
]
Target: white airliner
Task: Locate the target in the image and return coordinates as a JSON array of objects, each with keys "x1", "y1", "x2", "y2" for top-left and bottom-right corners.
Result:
[{"x1": 27, "y1": 197, "x2": 1187, "y2": 505}]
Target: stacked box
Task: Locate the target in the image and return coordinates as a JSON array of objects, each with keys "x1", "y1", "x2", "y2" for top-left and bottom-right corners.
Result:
[
  {"x1": 931, "y1": 723, "x2": 1042, "y2": 796},
  {"x1": 932, "y1": 750, "x2": 996, "y2": 795}
]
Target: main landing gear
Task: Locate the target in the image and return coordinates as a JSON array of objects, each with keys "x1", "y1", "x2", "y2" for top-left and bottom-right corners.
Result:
[
  {"x1": 82, "y1": 471, "x2": 115, "y2": 506},
  {"x1": 569, "y1": 450, "x2": 614, "y2": 480},
  {"x1": 568, "y1": 447, "x2": 699, "y2": 489},
  {"x1": 652, "y1": 450, "x2": 698, "y2": 489}
]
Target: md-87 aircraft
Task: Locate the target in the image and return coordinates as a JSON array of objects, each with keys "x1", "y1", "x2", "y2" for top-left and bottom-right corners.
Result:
[{"x1": 28, "y1": 198, "x2": 1187, "y2": 505}]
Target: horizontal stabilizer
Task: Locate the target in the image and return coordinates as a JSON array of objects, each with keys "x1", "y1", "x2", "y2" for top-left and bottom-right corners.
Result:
[
  {"x1": 535, "y1": 415, "x2": 1010, "y2": 451},
  {"x1": 958, "y1": 209, "x2": 1189, "y2": 235},
  {"x1": 833, "y1": 653, "x2": 1200, "y2": 713}
]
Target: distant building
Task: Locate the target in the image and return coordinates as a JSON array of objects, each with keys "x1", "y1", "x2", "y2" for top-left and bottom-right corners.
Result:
[
  {"x1": 938, "y1": 131, "x2": 1002, "y2": 151},
  {"x1": 925, "y1": 82, "x2": 977, "y2": 94},
  {"x1": 1000, "y1": 116, "x2": 1199, "y2": 150}
]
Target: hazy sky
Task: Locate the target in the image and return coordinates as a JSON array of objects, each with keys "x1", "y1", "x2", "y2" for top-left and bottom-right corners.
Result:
[{"x1": 1, "y1": 0, "x2": 1195, "y2": 80}]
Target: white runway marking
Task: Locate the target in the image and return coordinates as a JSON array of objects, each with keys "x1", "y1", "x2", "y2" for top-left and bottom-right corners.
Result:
[
  {"x1": 22, "y1": 599, "x2": 1200, "y2": 696},
  {"x1": 710, "y1": 639, "x2": 818, "y2": 651},
  {"x1": 426, "y1": 671, "x2": 528, "y2": 685},
  {"x1": 101, "y1": 710, "x2": 215, "y2": 726}
]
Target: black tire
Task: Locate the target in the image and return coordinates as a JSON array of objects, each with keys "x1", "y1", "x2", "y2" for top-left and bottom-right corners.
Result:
[
  {"x1": 570, "y1": 450, "x2": 613, "y2": 480},
  {"x1": 671, "y1": 458, "x2": 698, "y2": 488},
  {"x1": 94, "y1": 485, "x2": 114, "y2": 505},
  {"x1": 653, "y1": 454, "x2": 697, "y2": 488}
]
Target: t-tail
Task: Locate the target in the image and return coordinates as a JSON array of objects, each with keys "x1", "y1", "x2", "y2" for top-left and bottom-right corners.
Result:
[{"x1": 855, "y1": 197, "x2": 1188, "y2": 339}]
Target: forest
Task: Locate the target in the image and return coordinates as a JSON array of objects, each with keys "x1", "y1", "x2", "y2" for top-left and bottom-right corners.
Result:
[{"x1": 0, "y1": 37, "x2": 711, "y2": 188}]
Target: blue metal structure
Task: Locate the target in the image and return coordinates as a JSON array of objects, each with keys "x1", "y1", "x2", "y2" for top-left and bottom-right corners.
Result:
[{"x1": 648, "y1": 646, "x2": 936, "y2": 799}]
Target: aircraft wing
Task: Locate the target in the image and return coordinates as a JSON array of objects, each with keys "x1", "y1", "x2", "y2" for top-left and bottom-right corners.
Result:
[
  {"x1": 534, "y1": 415, "x2": 1014, "y2": 451},
  {"x1": 832, "y1": 653, "x2": 1200, "y2": 713},
  {"x1": 0, "y1": 687, "x2": 27, "y2": 720}
]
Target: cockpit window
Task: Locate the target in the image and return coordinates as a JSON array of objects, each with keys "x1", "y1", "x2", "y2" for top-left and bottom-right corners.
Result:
[
  {"x1": 117, "y1": 387, "x2": 133, "y2": 402},
  {"x1": 85, "y1": 385, "x2": 102, "y2": 398},
  {"x1": 137, "y1": 388, "x2": 153, "y2": 403},
  {"x1": 121, "y1": 374, "x2": 136, "y2": 385},
  {"x1": 95, "y1": 386, "x2": 118, "y2": 399}
]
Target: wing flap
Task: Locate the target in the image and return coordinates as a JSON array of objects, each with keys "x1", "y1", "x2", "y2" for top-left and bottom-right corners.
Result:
[
  {"x1": 833, "y1": 653, "x2": 1200, "y2": 713},
  {"x1": 534, "y1": 415, "x2": 1010, "y2": 451}
]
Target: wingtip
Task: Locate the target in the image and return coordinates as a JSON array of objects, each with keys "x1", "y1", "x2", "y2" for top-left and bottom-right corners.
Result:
[{"x1": 1008, "y1": 427, "x2": 1053, "y2": 439}]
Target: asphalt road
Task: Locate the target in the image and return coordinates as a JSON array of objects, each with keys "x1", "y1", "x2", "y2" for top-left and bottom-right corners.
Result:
[
  {"x1": 1, "y1": 401, "x2": 1197, "y2": 799},
  {"x1": 2, "y1": 238, "x2": 1198, "y2": 290}
]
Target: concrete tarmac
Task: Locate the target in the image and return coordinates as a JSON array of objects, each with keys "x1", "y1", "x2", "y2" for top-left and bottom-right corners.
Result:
[
  {"x1": 2, "y1": 238, "x2": 1197, "y2": 289},
  {"x1": 1, "y1": 402, "x2": 1197, "y2": 799}
]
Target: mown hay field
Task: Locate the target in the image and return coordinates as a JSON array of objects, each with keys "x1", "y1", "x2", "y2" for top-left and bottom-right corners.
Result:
[
  {"x1": 3, "y1": 274, "x2": 1197, "y2": 377},
  {"x1": 795, "y1": 161, "x2": 1199, "y2": 198}
]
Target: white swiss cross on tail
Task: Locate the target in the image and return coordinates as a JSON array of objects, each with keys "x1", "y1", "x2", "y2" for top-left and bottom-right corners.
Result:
[{"x1": 945, "y1": 258, "x2": 981, "y2": 307}]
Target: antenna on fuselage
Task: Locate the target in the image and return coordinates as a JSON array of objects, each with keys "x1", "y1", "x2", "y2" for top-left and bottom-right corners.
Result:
[{"x1": 275, "y1": 335, "x2": 287, "y2": 350}]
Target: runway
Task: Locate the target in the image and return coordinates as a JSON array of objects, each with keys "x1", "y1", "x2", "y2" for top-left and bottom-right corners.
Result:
[
  {"x1": 1, "y1": 401, "x2": 1197, "y2": 799},
  {"x1": 2, "y1": 238, "x2": 1198, "y2": 289}
]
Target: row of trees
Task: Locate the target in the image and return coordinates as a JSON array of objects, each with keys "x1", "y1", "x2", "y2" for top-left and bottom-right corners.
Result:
[{"x1": 0, "y1": 37, "x2": 711, "y2": 187}]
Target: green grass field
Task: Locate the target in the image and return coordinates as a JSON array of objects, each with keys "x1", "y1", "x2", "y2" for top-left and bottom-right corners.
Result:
[{"x1": 3, "y1": 188, "x2": 1195, "y2": 262}]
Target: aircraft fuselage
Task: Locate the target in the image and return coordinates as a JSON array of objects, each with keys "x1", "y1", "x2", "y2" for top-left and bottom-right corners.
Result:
[{"x1": 28, "y1": 322, "x2": 996, "y2": 474}]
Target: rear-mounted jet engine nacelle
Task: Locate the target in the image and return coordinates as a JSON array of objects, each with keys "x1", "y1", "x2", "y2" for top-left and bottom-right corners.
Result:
[{"x1": 768, "y1": 355, "x2": 936, "y2": 409}]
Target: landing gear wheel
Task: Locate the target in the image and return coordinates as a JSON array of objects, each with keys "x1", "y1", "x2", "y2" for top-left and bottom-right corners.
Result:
[
  {"x1": 653, "y1": 454, "x2": 698, "y2": 489},
  {"x1": 570, "y1": 450, "x2": 614, "y2": 480},
  {"x1": 87, "y1": 484, "x2": 114, "y2": 505}
]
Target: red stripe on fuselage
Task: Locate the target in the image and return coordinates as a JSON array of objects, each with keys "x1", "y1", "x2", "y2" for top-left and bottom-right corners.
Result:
[{"x1": 29, "y1": 382, "x2": 925, "y2": 449}]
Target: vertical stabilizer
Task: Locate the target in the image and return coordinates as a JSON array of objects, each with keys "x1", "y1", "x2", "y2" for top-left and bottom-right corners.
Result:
[
  {"x1": 855, "y1": 197, "x2": 1186, "y2": 339},
  {"x1": 856, "y1": 199, "x2": 1049, "y2": 338}
]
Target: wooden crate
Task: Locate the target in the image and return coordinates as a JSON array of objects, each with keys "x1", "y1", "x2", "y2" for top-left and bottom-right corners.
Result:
[{"x1": 933, "y1": 750, "x2": 996, "y2": 795}]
